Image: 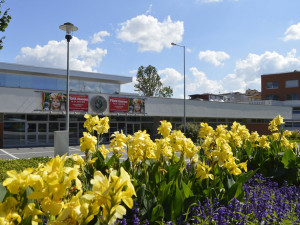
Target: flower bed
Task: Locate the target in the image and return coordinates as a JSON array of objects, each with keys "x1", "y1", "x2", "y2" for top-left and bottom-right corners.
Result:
[{"x1": 0, "y1": 114, "x2": 299, "y2": 224}]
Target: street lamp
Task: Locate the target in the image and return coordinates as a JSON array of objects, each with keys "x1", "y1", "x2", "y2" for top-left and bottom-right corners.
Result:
[
  {"x1": 59, "y1": 22, "x2": 78, "y2": 131},
  {"x1": 171, "y1": 42, "x2": 186, "y2": 134}
]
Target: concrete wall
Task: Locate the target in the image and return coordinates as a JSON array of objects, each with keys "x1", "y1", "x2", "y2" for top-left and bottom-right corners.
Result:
[{"x1": 145, "y1": 97, "x2": 292, "y2": 120}]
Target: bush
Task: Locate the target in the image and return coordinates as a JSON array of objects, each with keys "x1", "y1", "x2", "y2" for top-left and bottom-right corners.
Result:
[{"x1": 177, "y1": 122, "x2": 201, "y2": 143}]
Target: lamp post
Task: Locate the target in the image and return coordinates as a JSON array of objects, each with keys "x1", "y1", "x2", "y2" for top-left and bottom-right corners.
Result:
[
  {"x1": 59, "y1": 22, "x2": 78, "y2": 131},
  {"x1": 171, "y1": 42, "x2": 186, "y2": 134}
]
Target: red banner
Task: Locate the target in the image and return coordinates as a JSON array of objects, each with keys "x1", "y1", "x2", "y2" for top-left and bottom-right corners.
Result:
[
  {"x1": 69, "y1": 94, "x2": 89, "y2": 111},
  {"x1": 109, "y1": 97, "x2": 129, "y2": 112}
]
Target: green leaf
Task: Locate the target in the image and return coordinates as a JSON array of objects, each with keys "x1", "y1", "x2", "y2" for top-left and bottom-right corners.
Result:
[
  {"x1": 181, "y1": 181, "x2": 193, "y2": 198},
  {"x1": 281, "y1": 149, "x2": 296, "y2": 169},
  {"x1": 227, "y1": 170, "x2": 257, "y2": 202},
  {"x1": 168, "y1": 164, "x2": 181, "y2": 181},
  {"x1": 0, "y1": 183, "x2": 7, "y2": 202},
  {"x1": 151, "y1": 204, "x2": 164, "y2": 222}
]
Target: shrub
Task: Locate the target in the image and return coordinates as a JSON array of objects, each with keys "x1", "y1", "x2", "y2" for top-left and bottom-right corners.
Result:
[{"x1": 177, "y1": 122, "x2": 201, "y2": 143}]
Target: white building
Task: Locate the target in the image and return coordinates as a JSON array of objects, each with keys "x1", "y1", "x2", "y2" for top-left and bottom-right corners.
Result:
[{"x1": 0, "y1": 62, "x2": 292, "y2": 147}]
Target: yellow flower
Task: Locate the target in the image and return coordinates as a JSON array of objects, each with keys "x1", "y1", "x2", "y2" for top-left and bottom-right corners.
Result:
[
  {"x1": 268, "y1": 115, "x2": 284, "y2": 132},
  {"x1": 259, "y1": 135, "x2": 270, "y2": 148},
  {"x1": 224, "y1": 158, "x2": 242, "y2": 175},
  {"x1": 23, "y1": 203, "x2": 44, "y2": 223},
  {"x1": 98, "y1": 144, "x2": 110, "y2": 159},
  {"x1": 109, "y1": 130, "x2": 127, "y2": 157},
  {"x1": 89, "y1": 167, "x2": 136, "y2": 225},
  {"x1": 41, "y1": 197, "x2": 64, "y2": 216},
  {"x1": 199, "y1": 123, "x2": 214, "y2": 138},
  {"x1": 157, "y1": 120, "x2": 172, "y2": 138},
  {"x1": 0, "y1": 197, "x2": 22, "y2": 225},
  {"x1": 93, "y1": 116, "x2": 110, "y2": 135},
  {"x1": 237, "y1": 161, "x2": 248, "y2": 172},
  {"x1": 249, "y1": 131, "x2": 259, "y2": 143},
  {"x1": 3, "y1": 168, "x2": 34, "y2": 194},
  {"x1": 155, "y1": 138, "x2": 173, "y2": 160},
  {"x1": 195, "y1": 161, "x2": 214, "y2": 181},
  {"x1": 69, "y1": 153, "x2": 85, "y2": 165},
  {"x1": 80, "y1": 132, "x2": 97, "y2": 154}
]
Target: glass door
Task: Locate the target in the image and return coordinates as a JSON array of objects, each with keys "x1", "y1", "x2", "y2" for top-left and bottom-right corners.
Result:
[
  {"x1": 27, "y1": 123, "x2": 37, "y2": 145},
  {"x1": 26, "y1": 122, "x2": 48, "y2": 145},
  {"x1": 126, "y1": 123, "x2": 141, "y2": 135}
]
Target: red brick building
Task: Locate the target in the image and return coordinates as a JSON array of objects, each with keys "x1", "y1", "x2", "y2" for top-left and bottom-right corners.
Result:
[{"x1": 261, "y1": 71, "x2": 300, "y2": 101}]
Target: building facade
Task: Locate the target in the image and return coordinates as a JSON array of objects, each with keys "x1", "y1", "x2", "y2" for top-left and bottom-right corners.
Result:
[
  {"x1": 0, "y1": 62, "x2": 293, "y2": 147},
  {"x1": 261, "y1": 71, "x2": 300, "y2": 101}
]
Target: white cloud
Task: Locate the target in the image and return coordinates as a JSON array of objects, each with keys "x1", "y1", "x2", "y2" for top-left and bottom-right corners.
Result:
[
  {"x1": 91, "y1": 31, "x2": 110, "y2": 44},
  {"x1": 186, "y1": 49, "x2": 300, "y2": 96},
  {"x1": 145, "y1": 4, "x2": 152, "y2": 15},
  {"x1": 158, "y1": 68, "x2": 183, "y2": 87},
  {"x1": 199, "y1": 50, "x2": 230, "y2": 66},
  {"x1": 14, "y1": 37, "x2": 107, "y2": 72},
  {"x1": 117, "y1": 15, "x2": 184, "y2": 52},
  {"x1": 188, "y1": 67, "x2": 223, "y2": 94},
  {"x1": 221, "y1": 49, "x2": 300, "y2": 92},
  {"x1": 283, "y1": 22, "x2": 300, "y2": 41}
]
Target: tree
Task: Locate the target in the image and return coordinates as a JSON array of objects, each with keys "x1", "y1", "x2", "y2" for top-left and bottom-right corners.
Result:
[
  {"x1": 0, "y1": 0, "x2": 11, "y2": 50},
  {"x1": 134, "y1": 65, "x2": 173, "y2": 97}
]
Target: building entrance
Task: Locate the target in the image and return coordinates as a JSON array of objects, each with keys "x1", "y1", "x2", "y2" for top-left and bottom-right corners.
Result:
[{"x1": 26, "y1": 122, "x2": 48, "y2": 145}]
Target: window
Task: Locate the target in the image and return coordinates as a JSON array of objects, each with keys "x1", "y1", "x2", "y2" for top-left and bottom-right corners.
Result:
[
  {"x1": 266, "y1": 81, "x2": 278, "y2": 89},
  {"x1": 286, "y1": 93, "x2": 299, "y2": 100},
  {"x1": 285, "y1": 80, "x2": 298, "y2": 88},
  {"x1": 266, "y1": 95, "x2": 280, "y2": 100}
]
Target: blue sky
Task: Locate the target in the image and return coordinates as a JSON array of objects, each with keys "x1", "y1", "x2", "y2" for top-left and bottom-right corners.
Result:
[{"x1": 1, "y1": 0, "x2": 300, "y2": 98}]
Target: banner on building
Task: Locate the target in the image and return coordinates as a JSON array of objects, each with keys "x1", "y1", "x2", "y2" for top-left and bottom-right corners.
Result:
[
  {"x1": 109, "y1": 97, "x2": 145, "y2": 113},
  {"x1": 42, "y1": 93, "x2": 88, "y2": 112},
  {"x1": 109, "y1": 97, "x2": 129, "y2": 112},
  {"x1": 69, "y1": 94, "x2": 89, "y2": 111}
]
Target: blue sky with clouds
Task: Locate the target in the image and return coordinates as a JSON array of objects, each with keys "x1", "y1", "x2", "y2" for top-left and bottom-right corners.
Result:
[{"x1": 1, "y1": 0, "x2": 300, "y2": 98}]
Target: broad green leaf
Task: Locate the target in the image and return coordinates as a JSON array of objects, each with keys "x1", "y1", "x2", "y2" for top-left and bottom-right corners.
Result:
[
  {"x1": 282, "y1": 149, "x2": 296, "y2": 169},
  {"x1": 151, "y1": 204, "x2": 164, "y2": 222},
  {"x1": 0, "y1": 183, "x2": 7, "y2": 202}
]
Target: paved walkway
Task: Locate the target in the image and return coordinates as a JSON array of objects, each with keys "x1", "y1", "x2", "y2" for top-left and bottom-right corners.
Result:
[
  {"x1": 0, "y1": 145, "x2": 83, "y2": 160},
  {"x1": 0, "y1": 145, "x2": 129, "y2": 161}
]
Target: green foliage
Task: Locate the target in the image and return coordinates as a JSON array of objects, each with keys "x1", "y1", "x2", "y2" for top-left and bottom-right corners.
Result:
[
  {"x1": 177, "y1": 122, "x2": 201, "y2": 143},
  {"x1": 0, "y1": 0, "x2": 11, "y2": 50},
  {"x1": 134, "y1": 65, "x2": 173, "y2": 97}
]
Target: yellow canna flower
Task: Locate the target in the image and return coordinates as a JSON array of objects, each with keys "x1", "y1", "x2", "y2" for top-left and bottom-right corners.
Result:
[
  {"x1": 195, "y1": 161, "x2": 214, "y2": 181},
  {"x1": 80, "y1": 132, "x2": 97, "y2": 154},
  {"x1": 199, "y1": 122, "x2": 214, "y2": 138},
  {"x1": 0, "y1": 197, "x2": 22, "y2": 225},
  {"x1": 41, "y1": 197, "x2": 64, "y2": 216},
  {"x1": 69, "y1": 153, "x2": 85, "y2": 165},
  {"x1": 3, "y1": 168, "x2": 34, "y2": 194},
  {"x1": 23, "y1": 203, "x2": 44, "y2": 223},
  {"x1": 109, "y1": 130, "x2": 127, "y2": 157},
  {"x1": 268, "y1": 115, "x2": 285, "y2": 132},
  {"x1": 93, "y1": 116, "x2": 110, "y2": 135},
  {"x1": 98, "y1": 144, "x2": 110, "y2": 159},
  {"x1": 249, "y1": 131, "x2": 259, "y2": 143},
  {"x1": 258, "y1": 135, "x2": 270, "y2": 149},
  {"x1": 157, "y1": 120, "x2": 172, "y2": 138}
]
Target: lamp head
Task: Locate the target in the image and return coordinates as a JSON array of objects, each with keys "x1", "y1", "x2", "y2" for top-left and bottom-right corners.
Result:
[
  {"x1": 59, "y1": 22, "x2": 78, "y2": 35},
  {"x1": 171, "y1": 42, "x2": 177, "y2": 46}
]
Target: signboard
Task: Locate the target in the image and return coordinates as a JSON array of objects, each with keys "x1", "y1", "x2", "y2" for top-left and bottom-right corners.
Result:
[
  {"x1": 109, "y1": 97, "x2": 145, "y2": 113},
  {"x1": 42, "y1": 93, "x2": 88, "y2": 112},
  {"x1": 69, "y1": 94, "x2": 89, "y2": 111},
  {"x1": 42, "y1": 93, "x2": 66, "y2": 111},
  {"x1": 109, "y1": 97, "x2": 129, "y2": 112}
]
